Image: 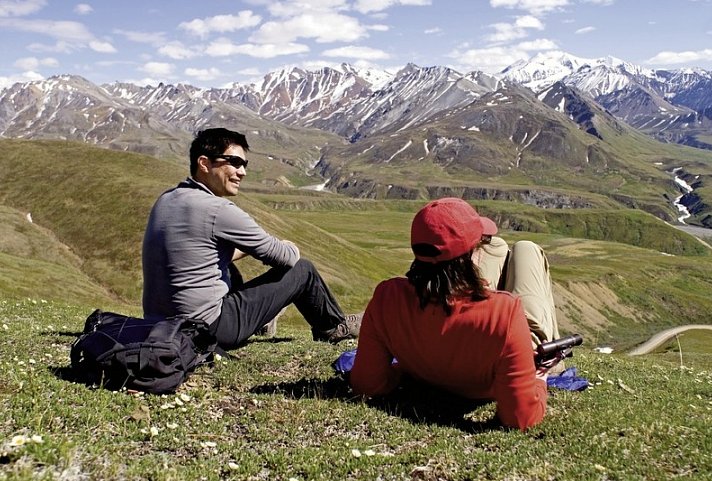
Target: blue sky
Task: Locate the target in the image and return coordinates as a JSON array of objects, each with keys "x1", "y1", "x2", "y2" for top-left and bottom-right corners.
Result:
[{"x1": 1, "y1": 0, "x2": 711, "y2": 89}]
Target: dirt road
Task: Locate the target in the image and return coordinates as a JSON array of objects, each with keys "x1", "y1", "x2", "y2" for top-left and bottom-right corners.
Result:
[{"x1": 628, "y1": 325, "x2": 712, "y2": 356}]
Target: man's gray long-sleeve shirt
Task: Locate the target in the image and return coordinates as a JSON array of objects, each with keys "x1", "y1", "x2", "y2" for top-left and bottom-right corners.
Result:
[{"x1": 142, "y1": 177, "x2": 299, "y2": 324}]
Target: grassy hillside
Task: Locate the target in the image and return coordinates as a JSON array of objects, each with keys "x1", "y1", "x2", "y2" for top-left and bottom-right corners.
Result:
[
  {"x1": 1, "y1": 299, "x2": 711, "y2": 481},
  {"x1": 1, "y1": 140, "x2": 711, "y2": 480}
]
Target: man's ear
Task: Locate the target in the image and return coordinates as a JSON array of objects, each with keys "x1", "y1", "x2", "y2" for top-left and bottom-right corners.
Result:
[{"x1": 197, "y1": 155, "x2": 211, "y2": 174}]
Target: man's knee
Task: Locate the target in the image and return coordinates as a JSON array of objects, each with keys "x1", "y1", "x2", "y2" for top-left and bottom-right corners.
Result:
[
  {"x1": 511, "y1": 240, "x2": 539, "y2": 257},
  {"x1": 294, "y1": 258, "x2": 316, "y2": 274}
]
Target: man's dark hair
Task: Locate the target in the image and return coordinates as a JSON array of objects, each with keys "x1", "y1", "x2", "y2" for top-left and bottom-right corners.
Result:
[
  {"x1": 406, "y1": 249, "x2": 488, "y2": 315},
  {"x1": 189, "y1": 128, "x2": 250, "y2": 176}
]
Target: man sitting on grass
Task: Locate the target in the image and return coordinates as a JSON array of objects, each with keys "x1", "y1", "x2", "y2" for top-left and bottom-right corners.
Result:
[
  {"x1": 350, "y1": 198, "x2": 558, "y2": 430},
  {"x1": 141, "y1": 127, "x2": 361, "y2": 350}
]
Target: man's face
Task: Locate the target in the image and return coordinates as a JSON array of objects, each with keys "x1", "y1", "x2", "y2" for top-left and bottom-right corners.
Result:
[{"x1": 196, "y1": 144, "x2": 247, "y2": 197}]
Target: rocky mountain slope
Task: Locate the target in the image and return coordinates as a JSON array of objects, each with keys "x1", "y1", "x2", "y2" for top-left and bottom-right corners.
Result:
[{"x1": 1, "y1": 53, "x2": 712, "y2": 225}]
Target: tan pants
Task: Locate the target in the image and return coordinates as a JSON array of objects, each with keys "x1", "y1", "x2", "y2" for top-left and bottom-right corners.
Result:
[{"x1": 474, "y1": 239, "x2": 560, "y2": 345}]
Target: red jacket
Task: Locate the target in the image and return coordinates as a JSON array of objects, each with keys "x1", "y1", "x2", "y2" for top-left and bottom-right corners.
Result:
[{"x1": 350, "y1": 277, "x2": 547, "y2": 430}]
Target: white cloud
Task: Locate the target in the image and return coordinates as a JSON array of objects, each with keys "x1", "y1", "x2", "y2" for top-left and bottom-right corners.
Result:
[
  {"x1": 140, "y1": 61, "x2": 174, "y2": 76},
  {"x1": 424, "y1": 27, "x2": 441, "y2": 34},
  {"x1": 515, "y1": 15, "x2": 544, "y2": 29},
  {"x1": 582, "y1": 0, "x2": 614, "y2": 4},
  {"x1": 266, "y1": 0, "x2": 350, "y2": 17},
  {"x1": 0, "y1": 70, "x2": 44, "y2": 89},
  {"x1": 487, "y1": 23, "x2": 528, "y2": 43},
  {"x1": 113, "y1": 29, "x2": 166, "y2": 45},
  {"x1": 0, "y1": 0, "x2": 46, "y2": 17},
  {"x1": 647, "y1": 49, "x2": 712, "y2": 66},
  {"x1": 13, "y1": 56, "x2": 57, "y2": 70},
  {"x1": 158, "y1": 41, "x2": 197, "y2": 60},
  {"x1": 516, "y1": 38, "x2": 557, "y2": 50},
  {"x1": 354, "y1": 0, "x2": 431, "y2": 14},
  {"x1": 575, "y1": 26, "x2": 595, "y2": 34},
  {"x1": 322, "y1": 45, "x2": 391, "y2": 59},
  {"x1": 205, "y1": 39, "x2": 309, "y2": 58},
  {"x1": 448, "y1": 38, "x2": 559, "y2": 73},
  {"x1": 485, "y1": 15, "x2": 543, "y2": 43},
  {"x1": 179, "y1": 11, "x2": 262, "y2": 38},
  {"x1": 27, "y1": 40, "x2": 73, "y2": 53},
  {"x1": 367, "y1": 24, "x2": 389, "y2": 32},
  {"x1": 1, "y1": 18, "x2": 117, "y2": 55},
  {"x1": 74, "y1": 3, "x2": 92, "y2": 15},
  {"x1": 250, "y1": 12, "x2": 367, "y2": 44},
  {"x1": 184, "y1": 67, "x2": 221, "y2": 80},
  {"x1": 0, "y1": 18, "x2": 94, "y2": 41},
  {"x1": 489, "y1": 0, "x2": 569, "y2": 15},
  {"x1": 89, "y1": 40, "x2": 116, "y2": 53}
]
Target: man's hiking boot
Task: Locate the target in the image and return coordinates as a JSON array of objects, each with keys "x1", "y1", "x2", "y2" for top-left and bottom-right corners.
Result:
[{"x1": 313, "y1": 312, "x2": 363, "y2": 344}]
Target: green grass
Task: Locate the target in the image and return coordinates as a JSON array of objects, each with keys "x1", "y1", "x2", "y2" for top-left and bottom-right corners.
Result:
[
  {"x1": 2, "y1": 139, "x2": 712, "y2": 479},
  {"x1": 1, "y1": 299, "x2": 711, "y2": 481}
]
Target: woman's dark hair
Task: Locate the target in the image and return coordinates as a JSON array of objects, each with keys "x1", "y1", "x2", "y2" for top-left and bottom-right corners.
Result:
[
  {"x1": 189, "y1": 128, "x2": 250, "y2": 176},
  {"x1": 406, "y1": 249, "x2": 488, "y2": 314}
]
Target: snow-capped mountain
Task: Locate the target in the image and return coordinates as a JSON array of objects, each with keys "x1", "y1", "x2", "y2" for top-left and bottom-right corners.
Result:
[
  {"x1": 499, "y1": 50, "x2": 712, "y2": 149},
  {"x1": 1, "y1": 56, "x2": 711, "y2": 226}
]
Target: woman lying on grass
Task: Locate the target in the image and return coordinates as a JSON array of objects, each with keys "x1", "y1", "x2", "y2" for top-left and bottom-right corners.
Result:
[{"x1": 350, "y1": 198, "x2": 557, "y2": 430}]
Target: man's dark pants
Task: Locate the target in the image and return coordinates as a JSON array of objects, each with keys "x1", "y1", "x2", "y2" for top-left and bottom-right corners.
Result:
[{"x1": 209, "y1": 259, "x2": 345, "y2": 349}]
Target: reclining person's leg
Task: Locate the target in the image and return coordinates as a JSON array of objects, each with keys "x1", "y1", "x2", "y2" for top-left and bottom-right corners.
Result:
[
  {"x1": 472, "y1": 235, "x2": 510, "y2": 290},
  {"x1": 213, "y1": 258, "x2": 346, "y2": 349},
  {"x1": 503, "y1": 240, "x2": 560, "y2": 344}
]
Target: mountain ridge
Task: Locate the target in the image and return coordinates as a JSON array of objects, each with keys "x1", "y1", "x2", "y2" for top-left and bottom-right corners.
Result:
[{"x1": 1, "y1": 52, "x2": 712, "y2": 226}]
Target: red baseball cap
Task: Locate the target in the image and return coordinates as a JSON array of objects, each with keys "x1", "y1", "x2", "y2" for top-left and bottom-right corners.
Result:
[
  {"x1": 411, "y1": 198, "x2": 486, "y2": 263},
  {"x1": 480, "y1": 216, "x2": 498, "y2": 236}
]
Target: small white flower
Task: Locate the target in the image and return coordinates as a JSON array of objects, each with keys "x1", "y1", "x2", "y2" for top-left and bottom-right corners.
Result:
[
  {"x1": 150, "y1": 426, "x2": 159, "y2": 436},
  {"x1": 175, "y1": 398, "x2": 184, "y2": 407},
  {"x1": 228, "y1": 462, "x2": 239, "y2": 470},
  {"x1": 179, "y1": 393, "x2": 191, "y2": 402},
  {"x1": 364, "y1": 449, "x2": 375, "y2": 456},
  {"x1": 31, "y1": 435, "x2": 44, "y2": 444},
  {"x1": 2, "y1": 324, "x2": 8, "y2": 331},
  {"x1": 166, "y1": 423, "x2": 178, "y2": 430},
  {"x1": 351, "y1": 449, "x2": 362, "y2": 457},
  {"x1": 9, "y1": 435, "x2": 29, "y2": 446},
  {"x1": 29, "y1": 359, "x2": 36, "y2": 365},
  {"x1": 201, "y1": 441, "x2": 217, "y2": 448}
]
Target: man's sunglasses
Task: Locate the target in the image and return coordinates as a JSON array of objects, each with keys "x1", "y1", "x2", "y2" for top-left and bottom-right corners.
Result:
[{"x1": 210, "y1": 155, "x2": 248, "y2": 169}]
